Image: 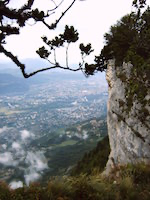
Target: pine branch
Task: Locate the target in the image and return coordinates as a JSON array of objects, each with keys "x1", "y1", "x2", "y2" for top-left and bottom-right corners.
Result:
[{"x1": 0, "y1": 44, "x2": 82, "y2": 78}]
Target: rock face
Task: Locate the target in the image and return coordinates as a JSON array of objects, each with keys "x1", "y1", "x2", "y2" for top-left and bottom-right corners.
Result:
[{"x1": 105, "y1": 60, "x2": 150, "y2": 173}]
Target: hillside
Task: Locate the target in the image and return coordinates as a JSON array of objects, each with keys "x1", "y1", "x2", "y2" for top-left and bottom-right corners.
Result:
[
  {"x1": 71, "y1": 136, "x2": 110, "y2": 176},
  {"x1": 0, "y1": 74, "x2": 29, "y2": 95},
  {"x1": 0, "y1": 137, "x2": 150, "y2": 200},
  {"x1": 0, "y1": 4, "x2": 150, "y2": 200},
  {"x1": 0, "y1": 117, "x2": 107, "y2": 187}
]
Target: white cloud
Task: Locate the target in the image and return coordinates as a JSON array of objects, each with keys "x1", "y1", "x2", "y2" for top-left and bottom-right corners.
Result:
[
  {"x1": 75, "y1": 130, "x2": 88, "y2": 140},
  {"x1": 24, "y1": 171, "x2": 40, "y2": 186},
  {"x1": 0, "y1": 127, "x2": 48, "y2": 186},
  {"x1": 25, "y1": 151, "x2": 48, "y2": 171},
  {"x1": 9, "y1": 181, "x2": 23, "y2": 189},
  {"x1": 0, "y1": 126, "x2": 9, "y2": 134},
  {"x1": 12, "y1": 142, "x2": 21, "y2": 150},
  {"x1": 82, "y1": 131, "x2": 88, "y2": 140},
  {"x1": 1, "y1": 144, "x2": 7, "y2": 150},
  {"x1": 0, "y1": 152, "x2": 17, "y2": 166},
  {"x1": 20, "y1": 130, "x2": 34, "y2": 140},
  {"x1": 24, "y1": 151, "x2": 48, "y2": 185}
]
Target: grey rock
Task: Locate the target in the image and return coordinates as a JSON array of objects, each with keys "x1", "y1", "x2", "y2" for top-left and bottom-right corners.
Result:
[{"x1": 105, "y1": 60, "x2": 150, "y2": 174}]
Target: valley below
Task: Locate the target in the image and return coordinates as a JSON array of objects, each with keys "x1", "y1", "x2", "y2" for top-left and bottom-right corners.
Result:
[{"x1": 0, "y1": 70, "x2": 108, "y2": 188}]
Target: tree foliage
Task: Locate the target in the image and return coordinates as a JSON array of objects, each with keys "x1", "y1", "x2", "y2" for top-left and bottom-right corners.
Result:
[
  {"x1": 96, "y1": 6, "x2": 150, "y2": 71},
  {"x1": 0, "y1": 0, "x2": 88, "y2": 77},
  {"x1": 0, "y1": 0, "x2": 149, "y2": 78},
  {"x1": 132, "y1": 0, "x2": 147, "y2": 8}
]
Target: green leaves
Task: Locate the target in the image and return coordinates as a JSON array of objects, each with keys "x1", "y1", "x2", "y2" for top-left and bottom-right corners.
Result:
[
  {"x1": 100, "y1": 8, "x2": 150, "y2": 68},
  {"x1": 32, "y1": 9, "x2": 45, "y2": 20},
  {"x1": 132, "y1": 0, "x2": 146, "y2": 8},
  {"x1": 37, "y1": 25, "x2": 79, "y2": 62},
  {"x1": 41, "y1": 25, "x2": 79, "y2": 50},
  {"x1": 36, "y1": 46, "x2": 50, "y2": 59},
  {"x1": 60, "y1": 25, "x2": 79, "y2": 43},
  {"x1": 51, "y1": 36, "x2": 64, "y2": 48},
  {"x1": 84, "y1": 63, "x2": 96, "y2": 75},
  {"x1": 79, "y1": 43, "x2": 93, "y2": 55},
  {"x1": 36, "y1": 25, "x2": 96, "y2": 75}
]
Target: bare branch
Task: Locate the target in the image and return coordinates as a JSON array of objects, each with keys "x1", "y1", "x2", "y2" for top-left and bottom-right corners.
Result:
[
  {"x1": 46, "y1": 0, "x2": 77, "y2": 29},
  {"x1": 0, "y1": 0, "x2": 85, "y2": 78},
  {"x1": 0, "y1": 44, "x2": 82, "y2": 78},
  {"x1": 66, "y1": 43, "x2": 70, "y2": 68},
  {"x1": 0, "y1": 44, "x2": 27, "y2": 77},
  {"x1": 48, "y1": 0, "x2": 64, "y2": 12},
  {"x1": 20, "y1": 0, "x2": 76, "y2": 30},
  {"x1": 51, "y1": 0, "x2": 57, "y2": 7},
  {"x1": 45, "y1": 58, "x2": 55, "y2": 65},
  {"x1": 53, "y1": 49, "x2": 57, "y2": 64}
]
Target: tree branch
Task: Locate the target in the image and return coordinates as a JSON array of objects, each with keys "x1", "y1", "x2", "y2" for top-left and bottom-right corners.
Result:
[
  {"x1": 0, "y1": 44, "x2": 82, "y2": 78},
  {"x1": 47, "y1": 0, "x2": 64, "y2": 12},
  {"x1": 66, "y1": 43, "x2": 70, "y2": 67},
  {"x1": 45, "y1": 0, "x2": 77, "y2": 29},
  {"x1": 19, "y1": 0, "x2": 35, "y2": 12},
  {"x1": 0, "y1": 0, "x2": 84, "y2": 78}
]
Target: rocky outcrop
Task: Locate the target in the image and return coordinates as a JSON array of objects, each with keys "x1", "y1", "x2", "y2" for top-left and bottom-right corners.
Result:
[{"x1": 105, "y1": 60, "x2": 150, "y2": 173}]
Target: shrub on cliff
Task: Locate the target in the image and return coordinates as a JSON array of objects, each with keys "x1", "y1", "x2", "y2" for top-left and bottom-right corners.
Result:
[
  {"x1": 96, "y1": 7, "x2": 150, "y2": 71},
  {"x1": 71, "y1": 136, "x2": 110, "y2": 176},
  {"x1": 1, "y1": 162, "x2": 150, "y2": 200}
]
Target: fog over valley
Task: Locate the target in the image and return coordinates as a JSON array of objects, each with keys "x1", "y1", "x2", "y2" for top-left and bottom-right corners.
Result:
[{"x1": 0, "y1": 128, "x2": 48, "y2": 188}]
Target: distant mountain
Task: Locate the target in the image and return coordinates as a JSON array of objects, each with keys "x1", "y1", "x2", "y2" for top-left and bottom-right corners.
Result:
[
  {"x1": 0, "y1": 58, "x2": 107, "y2": 83},
  {"x1": 0, "y1": 59, "x2": 84, "y2": 80},
  {"x1": 0, "y1": 68, "x2": 85, "y2": 96},
  {"x1": 0, "y1": 58, "x2": 107, "y2": 95},
  {"x1": 0, "y1": 73, "x2": 29, "y2": 95}
]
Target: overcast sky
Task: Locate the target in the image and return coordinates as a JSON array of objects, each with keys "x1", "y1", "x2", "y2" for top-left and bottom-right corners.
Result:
[{"x1": 0, "y1": 0, "x2": 136, "y2": 65}]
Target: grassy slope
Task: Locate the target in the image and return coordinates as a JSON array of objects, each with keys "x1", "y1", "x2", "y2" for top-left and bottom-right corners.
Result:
[
  {"x1": 71, "y1": 136, "x2": 110, "y2": 176},
  {"x1": 1, "y1": 136, "x2": 150, "y2": 200}
]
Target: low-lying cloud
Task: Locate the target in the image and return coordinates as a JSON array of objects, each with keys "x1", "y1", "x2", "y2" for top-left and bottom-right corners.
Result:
[
  {"x1": 75, "y1": 130, "x2": 89, "y2": 140},
  {"x1": 0, "y1": 127, "x2": 48, "y2": 188},
  {"x1": 12, "y1": 142, "x2": 21, "y2": 150},
  {"x1": 24, "y1": 151, "x2": 48, "y2": 185},
  {"x1": 20, "y1": 130, "x2": 34, "y2": 140},
  {"x1": 0, "y1": 126, "x2": 9, "y2": 134},
  {"x1": 24, "y1": 171, "x2": 40, "y2": 186},
  {"x1": 0, "y1": 152, "x2": 18, "y2": 166},
  {"x1": 25, "y1": 151, "x2": 48, "y2": 171},
  {"x1": 9, "y1": 181, "x2": 23, "y2": 190}
]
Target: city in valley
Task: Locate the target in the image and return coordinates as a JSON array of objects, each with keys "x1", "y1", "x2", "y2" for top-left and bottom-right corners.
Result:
[{"x1": 0, "y1": 69, "x2": 108, "y2": 189}]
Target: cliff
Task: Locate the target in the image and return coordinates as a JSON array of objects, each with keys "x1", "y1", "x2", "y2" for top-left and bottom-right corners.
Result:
[{"x1": 105, "y1": 60, "x2": 150, "y2": 173}]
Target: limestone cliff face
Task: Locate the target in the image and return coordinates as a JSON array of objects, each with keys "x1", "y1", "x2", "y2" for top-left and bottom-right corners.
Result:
[{"x1": 105, "y1": 60, "x2": 150, "y2": 173}]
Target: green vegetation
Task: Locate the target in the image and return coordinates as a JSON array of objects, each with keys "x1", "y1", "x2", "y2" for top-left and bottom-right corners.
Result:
[
  {"x1": 71, "y1": 136, "x2": 110, "y2": 176},
  {"x1": 95, "y1": 7, "x2": 150, "y2": 71},
  {"x1": 0, "y1": 1, "x2": 149, "y2": 199},
  {"x1": 0, "y1": 117, "x2": 107, "y2": 185},
  {"x1": 0, "y1": 134, "x2": 150, "y2": 200},
  {"x1": 93, "y1": 7, "x2": 150, "y2": 119},
  {"x1": 56, "y1": 140, "x2": 77, "y2": 147},
  {"x1": 2, "y1": 135, "x2": 149, "y2": 199},
  {"x1": 44, "y1": 139, "x2": 101, "y2": 178},
  {"x1": 34, "y1": 117, "x2": 108, "y2": 181}
]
